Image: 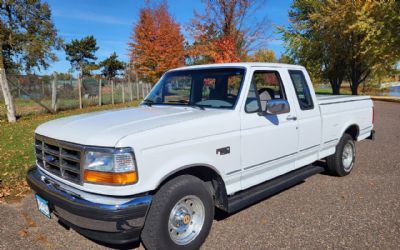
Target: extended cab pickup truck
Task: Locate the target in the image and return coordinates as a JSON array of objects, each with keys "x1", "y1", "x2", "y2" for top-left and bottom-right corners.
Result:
[{"x1": 27, "y1": 63, "x2": 374, "y2": 249}]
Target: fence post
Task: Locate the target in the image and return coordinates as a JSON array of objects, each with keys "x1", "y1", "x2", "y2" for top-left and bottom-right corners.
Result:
[
  {"x1": 141, "y1": 81, "x2": 145, "y2": 99},
  {"x1": 98, "y1": 78, "x2": 102, "y2": 106},
  {"x1": 111, "y1": 79, "x2": 114, "y2": 105},
  {"x1": 51, "y1": 73, "x2": 57, "y2": 112},
  {"x1": 128, "y1": 74, "x2": 133, "y2": 102},
  {"x1": 122, "y1": 82, "x2": 125, "y2": 103},
  {"x1": 136, "y1": 74, "x2": 140, "y2": 100},
  {"x1": 17, "y1": 78, "x2": 21, "y2": 98},
  {"x1": 78, "y1": 76, "x2": 83, "y2": 109}
]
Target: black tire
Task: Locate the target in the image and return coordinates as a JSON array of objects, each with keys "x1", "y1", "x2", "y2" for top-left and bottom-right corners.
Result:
[
  {"x1": 141, "y1": 175, "x2": 214, "y2": 250},
  {"x1": 326, "y1": 133, "x2": 356, "y2": 176}
]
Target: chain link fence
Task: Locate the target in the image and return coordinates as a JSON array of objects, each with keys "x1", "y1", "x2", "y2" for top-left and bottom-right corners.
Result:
[{"x1": 0, "y1": 73, "x2": 152, "y2": 118}]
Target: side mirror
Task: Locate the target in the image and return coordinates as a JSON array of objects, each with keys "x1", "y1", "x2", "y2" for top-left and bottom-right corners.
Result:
[{"x1": 259, "y1": 99, "x2": 290, "y2": 115}]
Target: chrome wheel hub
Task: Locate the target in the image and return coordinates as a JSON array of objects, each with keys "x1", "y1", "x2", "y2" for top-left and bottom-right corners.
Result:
[
  {"x1": 168, "y1": 195, "x2": 205, "y2": 245},
  {"x1": 342, "y1": 142, "x2": 354, "y2": 172}
]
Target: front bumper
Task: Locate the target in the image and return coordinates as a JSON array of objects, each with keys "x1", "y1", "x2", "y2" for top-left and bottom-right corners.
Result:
[{"x1": 26, "y1": 167, "x2": 152, "y2": 245}]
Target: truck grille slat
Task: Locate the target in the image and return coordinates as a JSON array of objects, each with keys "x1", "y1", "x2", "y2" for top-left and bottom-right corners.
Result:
[{"x1": 35, "y1": 135, "x2": 83, "y2": 184}]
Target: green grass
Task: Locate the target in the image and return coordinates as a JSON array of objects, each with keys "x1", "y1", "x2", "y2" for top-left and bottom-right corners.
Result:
[
  {"x1": 0, "y1": 100, "x2": 140, "y2": 202},
  {"x1": 314, "y1": 86, "x2": 352, "y2": 95}
]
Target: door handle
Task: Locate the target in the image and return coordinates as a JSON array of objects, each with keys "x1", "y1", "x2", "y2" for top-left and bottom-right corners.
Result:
[{"x1": 287, "y1": 115, "x2": 297, "y2": 121}]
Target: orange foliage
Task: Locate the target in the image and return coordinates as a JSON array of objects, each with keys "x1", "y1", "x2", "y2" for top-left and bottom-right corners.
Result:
[
  {"x1": 210, "y1": 36, "x2": 241, "y2": 63},
  {"x1": 129, "y1": 4, "x2": 185, "y2": 84}
]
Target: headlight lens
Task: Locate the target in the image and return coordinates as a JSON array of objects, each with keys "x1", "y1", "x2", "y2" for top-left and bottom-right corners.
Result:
[{"x1": 83, "y1": 148, "x2": 137, "y2": 185}]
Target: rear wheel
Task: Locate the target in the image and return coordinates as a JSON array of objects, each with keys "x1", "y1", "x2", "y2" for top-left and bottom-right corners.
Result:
[
  {"x1": 326, "y1": 133, "x2": 356, "y2": 176},
  {"x1": 141, "y1": 175, "x2": 214, "y2": 250}
]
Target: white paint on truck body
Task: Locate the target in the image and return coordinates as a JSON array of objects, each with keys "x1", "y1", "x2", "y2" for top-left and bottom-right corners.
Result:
[{"x1": 35, "y1": 63, "x2": 374, "y2": 197}]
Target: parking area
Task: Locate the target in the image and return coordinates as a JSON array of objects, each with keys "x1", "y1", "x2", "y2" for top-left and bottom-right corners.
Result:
[{"x1": 0, "y1": 101, "x2": 399, "y2": 249}]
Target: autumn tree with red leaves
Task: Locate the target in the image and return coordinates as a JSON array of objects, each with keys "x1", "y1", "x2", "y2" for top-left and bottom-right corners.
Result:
[
  {"x1": 188, "y1": 0, "x2": 269, "y2": 64},
  {"x1": 129, "y1": 3, "x2": 185, "y2": 84}
]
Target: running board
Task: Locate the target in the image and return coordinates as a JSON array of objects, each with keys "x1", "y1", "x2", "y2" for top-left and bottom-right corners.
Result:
[{"x1": 227, "y1": 165, "x2": 324, "y2": 213}]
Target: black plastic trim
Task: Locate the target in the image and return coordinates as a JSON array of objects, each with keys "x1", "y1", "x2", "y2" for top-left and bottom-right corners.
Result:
[
  {"x1": 58, "y1": 218, "x2": 141, "y2": 245},
  {"x1": 243, "y1": 152, "x2": 298, "y2": 171},
  {"x1": 299, "y1": 144, "x2": 320, "y2": 152},
  {"x1": 227, "y1": 165, "x2": 324, "y2": 213},
  {"x1": 367, "y1": 130, "x2": 375, "y2": 140}
]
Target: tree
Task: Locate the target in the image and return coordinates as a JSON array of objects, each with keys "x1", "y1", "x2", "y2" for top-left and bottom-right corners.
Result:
[
  {"x1": 278, "y1": 54, "x2": 294, "y2": 64},
  {"x1": 65, "y1": 36, "x2": 98, "y2": 108},
  {"x1": 187, "y1": 0, "x2": 269, "y2": 64},
  {"x1": 129, "y1": 3, "x2": 185, "y2": 84},
  {"x1": 250, "y1": 49, "x2": 276, "y2": 62},
  {"x1": 99, "y1": 52, "x2": 125, "y2": 80},
  {"x1": 99, "y1": 52, "x2": 125, "y2": 104},
  {"x1": 281, "y1": 0, "x2": 400, "y2": 95},
  {"x1": 0, "y1": 0, "x2": 62, "y2": 122},
  {"x1": 280, "y1": 0, "x2": 345, "y2": 94}
]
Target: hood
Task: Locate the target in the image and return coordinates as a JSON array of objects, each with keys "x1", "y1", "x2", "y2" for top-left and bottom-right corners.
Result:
[{"x1": 35, "y1": 106, "x2": 214, "y2": 147}]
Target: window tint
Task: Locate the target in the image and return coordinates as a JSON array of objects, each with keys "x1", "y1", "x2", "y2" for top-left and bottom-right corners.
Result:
[
  {"x1": 201, "y1": 78, "x2": 216, "y2": 100},
  {"x1": 164, "y1": 76, "x2": 192, "y2": 103},
  {"x1": 146, "y1": 68, "x2": 245, "y2": 109},
  {"x1": 289, "y1": 70, "x2": 314, "y2": 110},
  {"x1": 245, "y1": 71, "x2": 286, "y2": 113}
]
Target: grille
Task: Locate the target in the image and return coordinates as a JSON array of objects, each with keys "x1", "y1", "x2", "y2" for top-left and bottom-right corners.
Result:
[{"x1": 35, "y1": 135, "x2": 83, "y2": 184}]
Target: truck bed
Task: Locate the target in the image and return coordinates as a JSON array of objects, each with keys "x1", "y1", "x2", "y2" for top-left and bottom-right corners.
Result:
[
  {"x1": 316, "y1": 95, "x2": 371, "y2": 105},
  {"x1": 317, "y1": 94, "x2": 373, "y2": 160}
]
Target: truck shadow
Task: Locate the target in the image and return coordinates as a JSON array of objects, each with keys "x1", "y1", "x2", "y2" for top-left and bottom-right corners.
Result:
[{"x1": 88, "y1": 237, "x2": 141, "y2": 250}]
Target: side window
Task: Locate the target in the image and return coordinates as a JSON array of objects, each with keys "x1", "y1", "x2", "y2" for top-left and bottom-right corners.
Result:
[
  {"x1": 289, "y1": 70, "x2": 314, "y2": 110},
  {"x1": 245, "y1": 71, "x2": 286, "y2": 113}
]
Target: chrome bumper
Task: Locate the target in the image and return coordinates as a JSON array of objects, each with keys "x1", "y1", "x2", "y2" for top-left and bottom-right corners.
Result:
[{"x1": 27, "y1": 167, "x2": 152, "y2": 244}]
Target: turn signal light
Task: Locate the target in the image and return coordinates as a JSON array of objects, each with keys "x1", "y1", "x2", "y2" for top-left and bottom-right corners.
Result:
[{"x1": 84, "y1": 170, "x2": 137, "y2": 185}]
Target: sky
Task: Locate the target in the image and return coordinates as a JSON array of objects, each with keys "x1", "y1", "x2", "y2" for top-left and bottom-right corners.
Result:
[{"x1": 44, "y1": 0, "x2": 293, "y2": 74}]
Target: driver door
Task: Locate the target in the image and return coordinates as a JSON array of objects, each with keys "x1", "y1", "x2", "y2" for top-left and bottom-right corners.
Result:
[{"x1": 240, "y1": 68, "x2": 299, "y2": 190}]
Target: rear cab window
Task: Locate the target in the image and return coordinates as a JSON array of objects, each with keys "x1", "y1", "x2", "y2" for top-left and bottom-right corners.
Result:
[{"x1": 288, "y1": 70, "x2": 314, "y2": 110}]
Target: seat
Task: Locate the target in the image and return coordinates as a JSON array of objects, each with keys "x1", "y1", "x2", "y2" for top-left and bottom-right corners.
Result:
[{"x1": 258, "y1": 88, "x2": 275, "y2": 111}]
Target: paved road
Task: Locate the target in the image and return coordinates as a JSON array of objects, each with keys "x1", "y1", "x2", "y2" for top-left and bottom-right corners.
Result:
[{"x1": 1, "y1": 101, "x2": 399, "y2": 250}]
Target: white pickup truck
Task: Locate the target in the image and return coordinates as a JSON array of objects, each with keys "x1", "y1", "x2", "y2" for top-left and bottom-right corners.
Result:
[{"x1": 27, "y1": 63, "x2": 374, "y2": 249}]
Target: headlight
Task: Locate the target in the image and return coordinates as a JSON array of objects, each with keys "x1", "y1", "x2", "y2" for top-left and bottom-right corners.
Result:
[{"x1": 83, "y1": 148, "x2": 137, "y2": 185}]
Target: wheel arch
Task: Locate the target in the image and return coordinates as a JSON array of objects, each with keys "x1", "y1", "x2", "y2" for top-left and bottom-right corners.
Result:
[
  {"x1": 155, "y1": 164, "x2": 229, "y2": 211},
  {"x1": 342, "y1": 124, "x2": 360, "y2": 140}
]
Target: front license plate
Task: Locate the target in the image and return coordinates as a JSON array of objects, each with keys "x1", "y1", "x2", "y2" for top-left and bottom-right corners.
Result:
[{"x1": 35, "y1": 194, "x2": 51, "y2": 219}]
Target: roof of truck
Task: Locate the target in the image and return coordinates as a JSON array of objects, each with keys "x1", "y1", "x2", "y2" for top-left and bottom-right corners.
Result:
[{"x1": 170, "y1": 62, "x2": 305, "y2": 72}]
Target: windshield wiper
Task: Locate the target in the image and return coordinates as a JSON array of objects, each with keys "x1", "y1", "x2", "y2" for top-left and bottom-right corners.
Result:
[
  {"x1": 142, "y1": 99, "x2": 154, "y2": 107},
  {"x1": 167, "y1": 100, "x2": 205, "y2": 110}
]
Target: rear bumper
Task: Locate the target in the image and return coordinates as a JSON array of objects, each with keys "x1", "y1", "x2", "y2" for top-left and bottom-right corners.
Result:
[
  {"x1": 26, "y1": 167, "x2": 152, "y2": 245},
  {"x1": 367, "y1": 130, "x2": 375, "y2": 140}
]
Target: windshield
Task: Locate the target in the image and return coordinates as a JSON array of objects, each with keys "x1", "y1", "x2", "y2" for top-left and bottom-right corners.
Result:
[{"x1": 144, "y1": 68, "x2": 245, "y2": 109}]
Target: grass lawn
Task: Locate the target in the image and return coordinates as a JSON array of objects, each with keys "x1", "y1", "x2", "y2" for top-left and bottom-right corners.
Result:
[{"x1": 0, "y1": 100, "x2": 140, "y2": 203}]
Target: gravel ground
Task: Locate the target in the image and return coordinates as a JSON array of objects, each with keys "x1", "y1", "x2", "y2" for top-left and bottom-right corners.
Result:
[{"x1": 1, "y1": 101, "x2": 399, "y2": 250}]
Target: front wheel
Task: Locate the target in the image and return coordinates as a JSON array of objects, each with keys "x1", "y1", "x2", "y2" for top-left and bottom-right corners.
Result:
[
  {"x1": 141, "y1": 175, "x2": 214, "y2": 250},
  {"x1": 326, "y1": 133, "x2": 356, "y2": 176}
]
